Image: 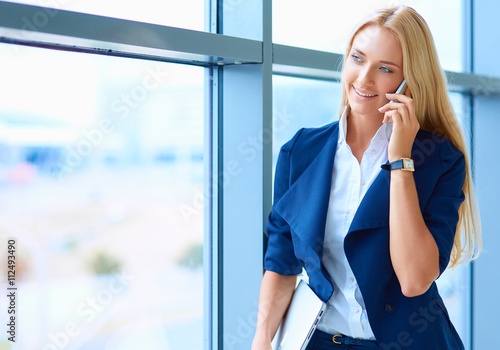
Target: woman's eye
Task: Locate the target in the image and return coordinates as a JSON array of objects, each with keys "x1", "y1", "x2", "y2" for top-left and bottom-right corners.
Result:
[
  {"x1": 381, "y1": 67, "x2": 393, "y2": 73},
  {"x1": 351, "y1": 54, "x2": 362, "y2": 62}
]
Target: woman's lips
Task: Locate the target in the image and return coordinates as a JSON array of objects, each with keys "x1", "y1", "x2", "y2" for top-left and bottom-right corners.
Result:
[{"x1": 353, "y1": 85, "x2": 378, "y2": 99}]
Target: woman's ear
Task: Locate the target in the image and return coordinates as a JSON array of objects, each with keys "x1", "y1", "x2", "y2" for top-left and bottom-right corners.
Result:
[{"x1": 405, "y1": 86, "x2": 412, "y2": 98}]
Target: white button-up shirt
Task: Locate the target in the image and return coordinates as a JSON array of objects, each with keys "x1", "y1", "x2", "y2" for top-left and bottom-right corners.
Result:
[{"x1": 316, "y1": 106, "x2": 392, "y2": 340}]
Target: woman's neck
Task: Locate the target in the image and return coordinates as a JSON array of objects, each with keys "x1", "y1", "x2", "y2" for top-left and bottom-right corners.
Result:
[{"x1": 345, "y1": 110, "x2": 384, "y2": 163}]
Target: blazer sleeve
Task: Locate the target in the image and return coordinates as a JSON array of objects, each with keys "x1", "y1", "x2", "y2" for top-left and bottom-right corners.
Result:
[
  {"x1": 422, "y1": 140, "x2": 466, "y2": 276},
  {"x1": 264, "y1": 129, "x2": 304, "y2": 276}
]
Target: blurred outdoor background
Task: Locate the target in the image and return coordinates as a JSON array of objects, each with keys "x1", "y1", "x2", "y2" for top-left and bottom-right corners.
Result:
[{"x1": 0, "y1": 43, "x2": 204, "y2": 349}]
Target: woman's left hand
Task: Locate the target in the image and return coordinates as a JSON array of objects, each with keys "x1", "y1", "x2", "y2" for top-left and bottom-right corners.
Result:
[{"x1": 378, "y1": 87, "x2": 420, "y2": 162}]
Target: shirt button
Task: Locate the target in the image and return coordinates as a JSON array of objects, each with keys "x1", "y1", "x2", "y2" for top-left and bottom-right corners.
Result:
[
  {"x1": 360, "y1": 180, "x2": 365, "y2": 186},
  {"x1": 349, "y1": 210, "x2": 355, "y2": 216},
  {"x1": 349, "y1": 277, "x2": 355, "y2": 283},
  {"x1": 354, "y1": 308, "x2": 360, "y2": 313},
  {"x1": 385, "y1": 303, "x2": 396, "y2": 314},
  {"x1": 371, "y1": 149, "x2": 376, "y2": 154}
]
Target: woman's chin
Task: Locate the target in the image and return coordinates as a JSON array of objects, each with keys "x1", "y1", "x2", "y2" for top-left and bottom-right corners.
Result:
[{"x1": 349, "y1": 102, "x2": 381, "y2": 118}]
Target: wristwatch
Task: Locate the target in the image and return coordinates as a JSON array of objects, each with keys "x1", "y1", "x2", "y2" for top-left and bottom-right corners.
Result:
[{"x1": 381, "y1": 158, "x2": 415, "y2": 172}]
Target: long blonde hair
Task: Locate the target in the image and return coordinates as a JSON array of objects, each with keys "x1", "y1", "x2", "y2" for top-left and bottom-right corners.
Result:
[{"x1": 339, "y1": 6, "x2": 481, "y2": 267}]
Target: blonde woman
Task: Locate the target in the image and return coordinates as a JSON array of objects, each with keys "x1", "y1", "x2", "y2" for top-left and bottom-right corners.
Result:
[{"x1": 252, "y1": 5, "x2": 481, "y2": 350}]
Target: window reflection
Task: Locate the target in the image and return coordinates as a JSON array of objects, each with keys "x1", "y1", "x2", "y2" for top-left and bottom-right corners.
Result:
[{"x1": 0, "y1": 44, "x2": 204, "y2": 349}]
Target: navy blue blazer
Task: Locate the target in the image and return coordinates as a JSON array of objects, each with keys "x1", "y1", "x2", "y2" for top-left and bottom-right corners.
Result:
[{"x1": 264, "y1": 121, "x2": 466, "y2": 350}]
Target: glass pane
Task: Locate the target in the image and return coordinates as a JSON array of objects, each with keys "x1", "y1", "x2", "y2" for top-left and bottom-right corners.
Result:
[
  {"x1": 9, "y1": 0, "x2": 205, "y2": 31},
  {"x1": 0, "y1": 43, "x2": 204, "y2": 349},
  {"x1": 436, "y1": 265, "x2": 470, "y2": 345},
  {"x1": 435, "y1": 92, "x2": 471, "y2": 344},
  {"x1": 273, "y1": 0, "x2": 463, "y2": 71},
  {"x1": 273, "y1": 75, "x2": 341, "y2": 167}
]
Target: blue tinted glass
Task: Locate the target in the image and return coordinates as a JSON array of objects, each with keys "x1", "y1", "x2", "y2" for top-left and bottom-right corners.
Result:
[
  {"x1": 273, "y1": 75, "x2": 341, "y2": 166},
  {"x1": 9, "y1": 0, "x2": 205, "y2": 31},
  {"x1": 273, "y1": 0, "x2": 463, "y2": 71},
  {"x1": 0, "y1": 43, "x2": 204, "y2": 349},
  {"x1": 436, "y1": 92, "x2": 470, "y2": 344}
]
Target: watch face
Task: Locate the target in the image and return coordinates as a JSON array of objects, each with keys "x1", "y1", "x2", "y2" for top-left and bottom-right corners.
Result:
[{"x1": 403, "y1": 159, "x2": 414, "y2": 170}]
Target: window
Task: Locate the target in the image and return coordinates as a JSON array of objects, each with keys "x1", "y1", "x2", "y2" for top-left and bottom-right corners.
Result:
[
  {"x1": 273, "y1": 0, "x2": 463, "y2": 71},
  {"x1": 0, "y1": 43, "x2": 204, "y2": 349},
  {"x1": 8, "y1": 0, "x2": 205, "y2": 30},
  {"x1": 272, "y1": 75, "x2": 340, "y2": 166}
]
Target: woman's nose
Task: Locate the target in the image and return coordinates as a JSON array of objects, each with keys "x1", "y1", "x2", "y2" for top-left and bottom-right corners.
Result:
[{"x1": 357, "y1": 67, "x2": 374, "y2": 86}]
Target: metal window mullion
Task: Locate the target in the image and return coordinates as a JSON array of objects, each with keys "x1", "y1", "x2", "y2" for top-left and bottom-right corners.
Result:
[
  {"x1": 464, "y1": 0, "x2": 474, "y2": 349},
  {"x1": 262, "y1": 0, "x2": 273, "y2": 250},
  {"x1": 204, "y1": 65, "x2": 219, "y2": 350},
  {"x1": 217, "y1": 1, "x2": 269, "y2": 349},
  {"x1": 206, "y1": 1, "x2": 222, "y2": 349},
  {"x1": 0, "y1": 1, "x2": 262, "y2": 64},
  {"x1": 273, "y1": 44, "x2": 343, "y2": 71}
]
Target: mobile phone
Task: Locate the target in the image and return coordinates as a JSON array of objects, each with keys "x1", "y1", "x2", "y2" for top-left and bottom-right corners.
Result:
[{"x1": 389, "y1": 79, "x2": 407, "y2": 103}]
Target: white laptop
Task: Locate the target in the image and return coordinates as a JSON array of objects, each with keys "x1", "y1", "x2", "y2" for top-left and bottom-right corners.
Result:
[{"x1": 272, "y1": 279, "x2": 326, "y2": 350}]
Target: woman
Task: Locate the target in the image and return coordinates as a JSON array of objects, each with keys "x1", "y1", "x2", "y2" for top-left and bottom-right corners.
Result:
[{"x1": 252, "y1": 6, "x2": 481, "y2": 350}]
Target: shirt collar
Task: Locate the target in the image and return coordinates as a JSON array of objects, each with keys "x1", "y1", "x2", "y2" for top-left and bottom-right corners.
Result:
[
  {"x1": 338, "y1": 105, "x2": 349, "y2": 144},
  {"x1": 338, "y1": 105, "x2": 392, "y2": 146}
]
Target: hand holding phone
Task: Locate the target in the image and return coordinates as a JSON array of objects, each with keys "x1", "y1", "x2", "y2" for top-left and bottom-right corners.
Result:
[
  {"x1": 385, "y1": 79, "x2": 407, "y2": 125},
  {"x1": 380, "y1": 77, "x2": 419, "y2": 162}
]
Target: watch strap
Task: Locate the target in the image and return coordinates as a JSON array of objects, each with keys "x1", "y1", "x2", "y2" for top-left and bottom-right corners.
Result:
[{"x1": 381, "y1": 158, "x2": 414, "y2": 171}]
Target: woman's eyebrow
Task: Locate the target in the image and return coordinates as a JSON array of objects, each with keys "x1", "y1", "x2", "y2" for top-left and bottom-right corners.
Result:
[{"x1": 352, "y1": 47, "x2": 400, "y2": 68}]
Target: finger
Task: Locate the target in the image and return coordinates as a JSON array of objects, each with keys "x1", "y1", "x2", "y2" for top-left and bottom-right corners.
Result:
[
  {"x1": 384, "y1": 93, "x2": 412, "y2": 104},
  {"x1": 380, "y1": 95, "x2": 414, "y2": 122},
  {"x1": 378, "y1": 100, "x2": 406, "y2": 114},
  {"x1": 384, "y1": 110, "x2": 403, "y2": 125},
  {"x1": 387, "y1": 93, "x2": 415, "y2": 124},
  {"x1": 382, "y1": 112, "x2": 391, "y2": 124},
  {"x1": 384, "y1": 103, "x2": 412, "y2": 125},
  {"x1": 379, "y1": 102, "x2": 395, "y2": 113}
]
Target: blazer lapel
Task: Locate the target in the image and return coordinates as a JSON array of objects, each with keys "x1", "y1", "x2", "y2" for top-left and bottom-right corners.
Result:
[
  {"x1": 348, "y1": 167, "x2": 391, "y2": 234},
  {"x1": 274, "y1": 125, "x2": 339, "y2": 253},
  {"x1": 347, "y1": 138, "x2": 431, "y2": 236}
]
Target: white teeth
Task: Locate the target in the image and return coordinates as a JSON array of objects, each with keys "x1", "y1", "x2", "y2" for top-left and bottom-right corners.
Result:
[{"x1": 354, "y1": 86, "x2": 376, "y2": 97}]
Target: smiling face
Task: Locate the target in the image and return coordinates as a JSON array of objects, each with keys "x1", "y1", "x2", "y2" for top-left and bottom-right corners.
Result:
[{"x1": 344, "y1": 25, "x2": 405, "y2": 120}]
